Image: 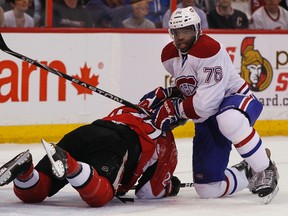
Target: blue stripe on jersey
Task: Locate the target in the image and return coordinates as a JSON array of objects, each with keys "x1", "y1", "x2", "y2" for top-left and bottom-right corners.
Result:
[
  {"x1": 243, "y1": 87, "x2": 250, "y2": 95},
  {"x1": 226, "y1": 168, "x2": 237, "y2": 195},
  {"x1": 241, "y1": 139, "x2": 262, "y2": 158},
  {"x1": 218, "y1": 94, "x2": 263, "y2": 126}
]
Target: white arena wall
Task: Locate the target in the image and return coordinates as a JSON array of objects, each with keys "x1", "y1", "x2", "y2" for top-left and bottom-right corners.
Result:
[{"x1": 0, "y1": 29, "x2": 287, "y2": 143}]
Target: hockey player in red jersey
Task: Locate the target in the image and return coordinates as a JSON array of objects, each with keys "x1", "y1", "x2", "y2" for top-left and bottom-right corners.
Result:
[
  {"x1": 0, "y1": 106, "x2": 180, "y2": 207},
  {"x1": 139, "y1": 7, "x2": 279, "y2": 204}
]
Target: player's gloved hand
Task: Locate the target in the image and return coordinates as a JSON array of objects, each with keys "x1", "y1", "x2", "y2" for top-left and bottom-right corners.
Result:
[
  {"x1": 139, "y1": 87, "x2": 174, "y2": 110},
  {"x1": 151, "y1": 98, "x2": 186, "y2": 131},
  {"x1": 169, "y1": 176, "x2": 181, "y2": 196}
]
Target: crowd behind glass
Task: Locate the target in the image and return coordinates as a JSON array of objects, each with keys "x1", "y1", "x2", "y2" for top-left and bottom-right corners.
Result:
[{"x1": 0, "y1": 0, "x2": 287, "y2": 29}]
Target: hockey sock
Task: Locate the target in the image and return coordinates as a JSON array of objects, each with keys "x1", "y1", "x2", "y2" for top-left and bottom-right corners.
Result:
[
  {"x1": 16, "y1": 163, "x2": 34, "y2": 182},
  {"x1": 234, "y1": 128, "x2": 270, "y2": 172},
  {"x1": 65, "y1": 152, "x2": 82, "y2": 177},
  {"x1": 14, "y1": 171, "x2": 52, "y2": 203},
  {"x1": 223, "y1": 167, "x2": 249, "y2": 196},
  {"x1": 67, "y1": 163, "x2": 114, "y2": 207}
]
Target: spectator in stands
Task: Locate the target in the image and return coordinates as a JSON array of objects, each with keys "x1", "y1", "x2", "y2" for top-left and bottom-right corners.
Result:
[
  {"x1": 53, "y1": 0, "x2": 94, "y2": 27},
  {"x1": 122, "y1": 0, "x2": 156, "y2": 28},
  {"x1": 207, "y1": 0, "x2": 249, "y2": 28},
  {"x1": 162, "y1": 0, "x2": 208, "y2": 29},
  {"x1": 232, "y1": 0, "x2": 252, "y2": 19},
  {"x1": 4, "y1": 0, "x2": 34, "y2": 27},
  {"x1": 251, "y1": 0, "x2": 265, "y2": 14},
  {"x1": 0, "y1": 6, "x2": 4, "y2": 26},
  {"x1": 26, "y1": 0, "x2": 42, "y2": 26},
  {"x1": 249, "y1": 0, "x2": 288, "y2": 29},
  {"x1": 6, "y1": 0, "x2": 46, "y2": 26},
  {"x1": 196, "y1": 0, "x2": 217, "y2": 14},
  {"x1": 145, "y1": 0, "x2": 170, "y2": 28},
  {"x1": 86, "y1": 0, "x2": 150, "y2": 28},
  {"x1": 37, "y1": 0, "x2": 45, "y2": 26}
]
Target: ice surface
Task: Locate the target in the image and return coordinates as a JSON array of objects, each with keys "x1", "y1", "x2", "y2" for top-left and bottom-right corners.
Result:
[{"x1": 0, "y1": 136, "x2": 287, "y2": 216}]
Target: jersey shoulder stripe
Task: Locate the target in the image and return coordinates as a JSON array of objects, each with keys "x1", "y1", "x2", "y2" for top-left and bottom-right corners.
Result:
[
  {"x1": 189, "y1": 34, "x2": 221, "y2": 58},
  {"x1": 161, "y1": 41, "x2": 179, "y2": 63},
  {"x1": 161, "y1": 34, "x2": 221, "y2": 62}
]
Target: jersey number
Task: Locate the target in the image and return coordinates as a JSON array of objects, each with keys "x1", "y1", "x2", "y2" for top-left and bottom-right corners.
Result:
[{"x1": 204, "y1": 66, "x2": 223, "y2": 83}]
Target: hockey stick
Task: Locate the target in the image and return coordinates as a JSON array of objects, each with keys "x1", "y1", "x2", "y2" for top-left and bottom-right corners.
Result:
[
  {"x1": 0, "y1": 33, "x2": 149, "y2": 115},
  {"x1": 131, "y1": 182, "x2": 194, "y2": 190},
  {"x1": 179, "y1": 182, "x2": 194, "y2": 188}
]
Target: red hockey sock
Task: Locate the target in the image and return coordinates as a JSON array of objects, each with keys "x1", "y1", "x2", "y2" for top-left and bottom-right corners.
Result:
[
  {"x1": 14, "y1": 172, "x2": 52, "y2": 203},
  {"x1": 16, "y1": 164, "x2": 34, "y2": 181},
  {"x1": 65, "y1": 152, "x2": 81, "y2": 177},
  {"x1": 75, "y1": 168, "x2": 114, "y2": 207}
]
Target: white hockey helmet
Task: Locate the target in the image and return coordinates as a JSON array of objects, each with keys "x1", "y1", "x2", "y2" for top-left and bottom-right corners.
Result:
[{"x1": 169, "y1": 6, "x2": 201, "y2": 41}]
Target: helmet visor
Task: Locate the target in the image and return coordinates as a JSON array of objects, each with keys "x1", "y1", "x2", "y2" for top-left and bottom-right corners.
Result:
[{"x1": 170, "y1": 25, "x2": 196, "y2": 37}]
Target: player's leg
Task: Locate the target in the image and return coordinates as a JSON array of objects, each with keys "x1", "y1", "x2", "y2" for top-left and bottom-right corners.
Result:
[
  {"x1": 193, "y1": 116, "x2": 249, "y2": 198},
  {"x1": 0, "y1": 150, "x2": 52, "y2": 203},
  {"x1": 42, "y1": 121, "x2": 141, "y2": 207},
  {"x1": 14, "y1": 171, "x2": 52, "y2": 203},
  {"x1": 216, "y1": 95, "x2": 279, "y2": 199},
  {"x1": 216, "y1": 109, "x2": 269, "y2": 172}
]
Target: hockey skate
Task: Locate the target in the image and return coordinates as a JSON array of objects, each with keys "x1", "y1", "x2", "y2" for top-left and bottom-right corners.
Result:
[
  {"x1": 0, "y1": 150, "x2": 32, "y2": 186},
  {"x1": 41, "y1": 139, "x2": 68, "y2": 179},
  {"x1": 233, "y1": 148, "x2": 279, "y2": 204},
  {"x1": 251, "y1": 148, "x2": 279, "y2": 204},
  {"x1": 232, "y1": 159, "x2": 257, "y2": 193}
]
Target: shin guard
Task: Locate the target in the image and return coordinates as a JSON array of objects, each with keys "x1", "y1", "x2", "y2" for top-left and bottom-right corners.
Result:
[
  {"x1": 68, "y1": 163, "x2": 113, "y2": 207},
  {"x1": 14, "y1": 172, "x2": 52, "y2": 203}
]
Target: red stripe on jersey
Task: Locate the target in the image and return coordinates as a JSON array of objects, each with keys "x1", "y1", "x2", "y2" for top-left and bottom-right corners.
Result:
[
  {"x1": 240, "y1": 96, "x2": 252, "y2": 111},
  {"x1": 189, "y1": 34, "x2": 221, "y2": 58},
  {"x1": 182, "y1": 96, "x2": 200, "y2": 119},
  {"x1": 237, "y1": 83, "x2": 247, "y2": 93},
  {"x1": 221, "y1": 176, "x2": 230, "y2": 197},
  {"x1": 161, "y1": 42, "x2": 179, "y2": 63},
  {"x1": 234, "y1": 129, "x2": 256, "y2": 148}
]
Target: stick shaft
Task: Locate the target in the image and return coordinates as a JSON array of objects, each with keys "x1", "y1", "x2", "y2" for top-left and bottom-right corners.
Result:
[{"x1": 131, "y1": 182, "x2": 194, "y2": 190}]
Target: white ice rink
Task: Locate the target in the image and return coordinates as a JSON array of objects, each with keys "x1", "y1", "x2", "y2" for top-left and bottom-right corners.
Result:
[{"x1": 0, "y1": 136, "x2": 287, "y2": 216}]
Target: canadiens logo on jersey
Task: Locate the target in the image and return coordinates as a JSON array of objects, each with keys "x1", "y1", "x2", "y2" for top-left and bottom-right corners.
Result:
[
  {"x1": 175, "y1": 76, "x2": 198, "y2": 97},
  {"x1": 240, "y1": 37, "x2": 273, "y2": 92}
]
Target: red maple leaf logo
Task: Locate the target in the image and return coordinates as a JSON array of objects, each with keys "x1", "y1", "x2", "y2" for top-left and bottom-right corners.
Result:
[{"x1": 72, "y1": 63, "x2": 99, "y2": 100}]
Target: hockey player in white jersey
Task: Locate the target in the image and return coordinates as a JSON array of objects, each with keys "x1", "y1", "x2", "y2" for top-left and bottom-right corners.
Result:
[{"x1": 139, "y1": 6, "x2": 279, "y2": 204}]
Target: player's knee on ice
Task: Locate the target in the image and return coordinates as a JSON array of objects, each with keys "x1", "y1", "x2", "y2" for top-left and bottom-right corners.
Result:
[{"x1": 194, "y1": 182, "x2": 226, "y2": 198}]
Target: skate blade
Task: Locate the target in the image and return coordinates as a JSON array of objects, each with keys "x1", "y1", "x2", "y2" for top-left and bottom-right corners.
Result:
[
  {"x1": 0, "y1": 150, "x2": 30, "y2": 186},
  {"x1": 41, "y1": 139, "x2": 65, "y2": 179},
  {"x1": 261, "y1": 186, "x2": 279, "y2": 204}
]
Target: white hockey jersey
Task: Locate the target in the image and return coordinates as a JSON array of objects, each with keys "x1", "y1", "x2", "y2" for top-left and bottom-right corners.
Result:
[{"x1": 161, "y1": 34, "x2": 251, "y2": 123}]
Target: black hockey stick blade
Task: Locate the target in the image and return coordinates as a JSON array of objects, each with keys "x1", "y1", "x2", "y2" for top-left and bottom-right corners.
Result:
[{"x1": 0, "y1": 33, "x2": 150, "y2": 115}]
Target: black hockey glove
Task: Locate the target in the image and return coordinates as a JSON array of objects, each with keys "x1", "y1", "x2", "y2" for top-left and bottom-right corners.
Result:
[{"x1": 169, "y1": 176, "x2": 181, "y2": 196}]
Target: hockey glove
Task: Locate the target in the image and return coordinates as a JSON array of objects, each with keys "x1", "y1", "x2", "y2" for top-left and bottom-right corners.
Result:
[
  {"x1": 139, "y1": 86, "x2": 180, "y2": 110},
  {"x1": 152, "y1": 98, "x2": 187, "y2": 131},
  {"x1": 169, "y1": 176, "x2": 181, "y2": 196}
]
